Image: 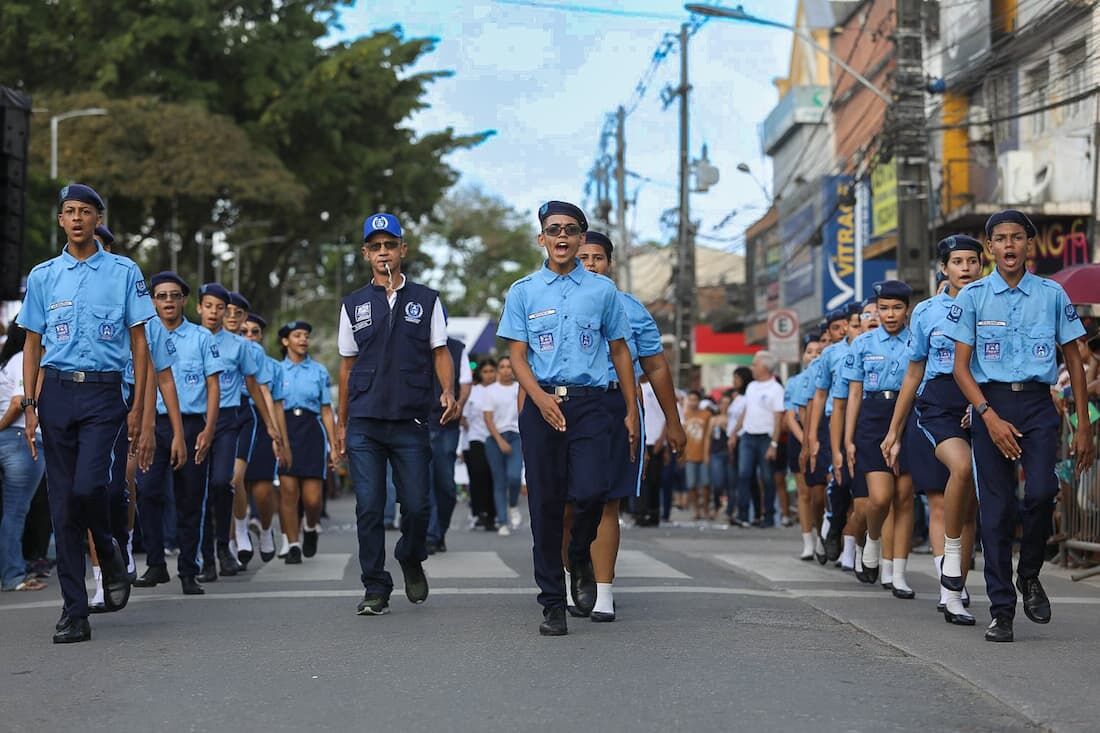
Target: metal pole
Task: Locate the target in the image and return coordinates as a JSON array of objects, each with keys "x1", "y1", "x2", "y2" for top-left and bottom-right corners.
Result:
[
  {"x1": 49, "y1": 116, "x2": 58, "y2": 250},
  {"x1": 675, "y1": 23, "x2": 695, "y2": 390},
  {"x1": 233, "y1": 245, "x2": 241, "y2": 293},
  {"x1": 1089, "y1": 116, "x2": 1100, "y2": 253},
  {"x1": 615, "y1": 105, "x2": 631, "y2": 293},
  {"x1": 893, "y1": 0, "x2": 930, "y2": 301}
]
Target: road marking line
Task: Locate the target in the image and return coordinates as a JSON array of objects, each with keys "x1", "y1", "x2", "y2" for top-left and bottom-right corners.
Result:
[
  {"x1": 251, "y1": 553, "x2": 352, "y2": 582},
  {"x1": 614, "y1": 550, "x2": 691, "y2": 579},
  {"x1": 424, "y1": 551, "x2": 519, "y2": 578}
]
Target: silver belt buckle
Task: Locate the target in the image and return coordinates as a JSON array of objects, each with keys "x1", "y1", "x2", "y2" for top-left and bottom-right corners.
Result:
[
  {"x1": 1010, "y1": 382, "x2": 1023, "y2": 392},
  {"x1": 553, "y1": 385, "x2": 568, "y2": 401},
  {"x1": 293, "y1": 408, "x2": 304, "y2": 416},
  {"x1": 883, "y1": 390, "x2": 897, "y2": 399},
  {"x1": 72, "y1": 371, "x2": 86, "y2": 383}
]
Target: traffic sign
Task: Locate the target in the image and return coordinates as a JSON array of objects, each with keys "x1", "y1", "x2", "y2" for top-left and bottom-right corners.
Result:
[{"x1": 767, "y1": 309, "x2": 800, "y2": 363}]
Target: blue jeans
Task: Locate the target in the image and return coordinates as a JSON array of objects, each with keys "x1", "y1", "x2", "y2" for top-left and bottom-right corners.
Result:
[
  {"x1": 737, "y1": 434, "x2": 777, "y2": 526},
  {"x1": 427, "y1": 426, "x2": 460, "y2": 544},
  {"x1": 0, "y1": 428, "x2": 45, "y2": 588},
  {"x1": 384, "y1": 464, "x2": 397, "y2": 526},
  {"x1": 346, "y1": 418, "x2": 431, "y2": 596},
  {"x1": 709, "y1": 452, "x2": 730, "y2": 510},
  {"x1": 485, "y1": 431, "x2": 522, "y2": 526}
]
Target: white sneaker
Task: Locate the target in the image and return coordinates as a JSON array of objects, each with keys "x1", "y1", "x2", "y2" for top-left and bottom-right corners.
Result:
[
  {"x1": 509, "y1": 507, "x2": 522, "y2": 530},
  {"x1": 497, "y1": 525, "x2": 511, "y2": 537}
]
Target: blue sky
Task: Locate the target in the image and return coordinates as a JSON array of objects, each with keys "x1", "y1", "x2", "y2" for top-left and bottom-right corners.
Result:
[{"x1": 335, "y1": 0, "x2": 797, "y2": 249}]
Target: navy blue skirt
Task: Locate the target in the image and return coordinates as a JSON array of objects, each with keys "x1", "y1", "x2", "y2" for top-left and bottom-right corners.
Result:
[
  {"x1": 246, "y1": 421, "x2": 279, "y2": 483},
  {"x1": 804, "y1": 415, "x2": 831, "y2": 486},
  {"x1": 236, "y1": 402, "x2": 257, "y2": 461},
  {"x1": 279, "y1": 410, "x2": 328, "y2": 479},
  {"x1": 907, "y1": 408, "x2": 949, "y2": 493},
  {"x1": 786, "y1": 431, "x2": 801, "y2": 474},
  {"x1": 854, "y1": 397, "x2": 909, "y2": 476},
  {"x1": 602, "y1": 390, "x2": 643, "y2": 500},
  {"x1": 915, "y1": 375, "x2": 970, "y2": 446}
]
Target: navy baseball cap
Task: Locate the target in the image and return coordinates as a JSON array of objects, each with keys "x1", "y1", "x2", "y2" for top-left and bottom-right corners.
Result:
[
  {"x1": 94, "y1": 225, "x2": 115, "y2": 246},
  {"x1": 245, "y1": 313, "x2": 267, "y2": 330},
  {"x1": 363, "y1": 213, "x2": 402, "y2": 241},
  {"x1": 150, "y1": 271, "x2": 190, "y2": 297},
  {"x1": 199, "y1": 282, "x2": 231, "y2": 304},
  {"x1": 228, "y1": 291, "x2": 251, "y2": 311},
  {"x1": 278, "y1": 320, "x2": 313, "y2": 339},
  {"x1": 985, "y1": 209, "x2": 1037, "y2": 239},
  {"x1": 538, "y1": 201, "x2": 588, "y2": 231},
  {"x1": 584, "y1": 230, "x2": 613, "y2": 254},
  {"x1": 872, "y1": 280, "x2": 913, "y2": 303},
  {"x1": 58, "y1": 183, "x2": 104, "y2": 211}
]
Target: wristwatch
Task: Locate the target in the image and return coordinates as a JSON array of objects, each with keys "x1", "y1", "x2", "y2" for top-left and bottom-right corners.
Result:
[
  {"x1": 20, "y1": 397, "x2": 37, "y2": 410},
  {"x1": 769, "y1": 440, "x2": 779, "y2": 448},
  {"x1": 975, "y1": 402, "x2": 990, "y2": 416}
]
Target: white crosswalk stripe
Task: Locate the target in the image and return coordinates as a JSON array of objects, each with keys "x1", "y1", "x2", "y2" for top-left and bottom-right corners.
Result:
[
  {"x1": 251, "y1": 553, "x2": 352, "y2": 582},
  {"x1": 425, "y1": 551, "x2": 519, "y2": 579},
  {"x1": 614, "y1": 550, "x2": 691, "y2": 579}
]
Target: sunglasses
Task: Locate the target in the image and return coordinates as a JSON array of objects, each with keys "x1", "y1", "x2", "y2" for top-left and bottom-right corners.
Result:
[
  {"x1": 543, "y1": 224, "x2": 583, "y2": 237},
  {"x1": 365, "y1": 240, "x2": 401, "y2": 252},
  {"x1": 154, "y1": 291, "x2": 185, "y2": 301}
]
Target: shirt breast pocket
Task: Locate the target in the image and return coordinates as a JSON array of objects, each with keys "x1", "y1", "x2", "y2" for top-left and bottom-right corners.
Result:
[
  {"x1": 864, "y1": 360, "x2": 884, "y2": 389},
  {"x1": 91, "y1": 305, "x2": 124, "y2": 342},
  {"x1": 1028, "y1": 326, "x2": 1055, "y2": 364},
  {"x1": 178, "y1": 359, "x2": 204, "y2": 388},
  {"x1": 46, "y1": 303, "x2": 75, "y2": 344},
  {"x1": 929, "y1": 333, "x2": 955, "y2": 367},
  {"x1": 576, "y1": 317, "x2": 600, "y2": 355},
  {"x1": 528, "y1": 313, "x2": 559, "y2": 353},
  {"x1": 976, "y1": 324, "x2": 1006, "y2": 363}
]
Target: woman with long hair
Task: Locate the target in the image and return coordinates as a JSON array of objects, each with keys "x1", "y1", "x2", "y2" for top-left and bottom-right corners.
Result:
[
  {"x1": 484, "y1": 356, "x2": 523, "y2": 535},
  {"x1": 463, "y1": 358, "x2": 498, "y2": 531}
]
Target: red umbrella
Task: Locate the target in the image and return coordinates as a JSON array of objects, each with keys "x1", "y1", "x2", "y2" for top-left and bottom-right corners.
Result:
[{"x1": 1048, "y1": 263, "x2": 1100, "y2": 305}]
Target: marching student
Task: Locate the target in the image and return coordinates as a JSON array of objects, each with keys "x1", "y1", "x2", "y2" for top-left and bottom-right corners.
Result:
[
  {"x1": 946, "y1": 210, "x2": 1093, "y2": 642},
  {"x1": 882, "y1": 236, "x2": 983, "y2": 624},
  {"x1": 497, "y1": 203, "x2": 639, "y2": 636},
  {"x1": 787, "y1": 333, "x2": 824, "y2": 560}
]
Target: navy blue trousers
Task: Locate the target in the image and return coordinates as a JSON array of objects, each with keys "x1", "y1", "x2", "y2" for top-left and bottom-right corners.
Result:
[
  {"x1": 137, "y1": 414, "x2": 210, "y2": 577},
  {"x1": 203, "y1": 406, "x2": 240, "y2": 561},
  {"x1": 38, "y1": 376, "x2": 127, "y2": 620},
  {"x1": 346, "y1": 417, "x2": 432, "y2": 597},
  {"x1": 971, "y1": 385, "x2": 1060, "y2": 621},
  {"x1": 520, "y1": 395, "x2": 608, "y2": 610},
  {"x1": 108, "y1": 393, "x2": 135, "y2": 554}
]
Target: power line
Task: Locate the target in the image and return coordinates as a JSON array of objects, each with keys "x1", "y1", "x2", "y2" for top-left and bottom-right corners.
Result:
[{"x1": 490, "y1": 0, "x2": 682, "y2": 21}]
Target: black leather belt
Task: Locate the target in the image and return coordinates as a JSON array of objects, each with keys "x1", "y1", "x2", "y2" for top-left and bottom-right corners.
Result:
[
  {"x1": 44, "y1": 367, "x2": 122, "y2": 384},
  {"x1": 539, "y1": 384, "x2": 606, "y2": 400},
  {"x1": 290, "y1": 408, "x2": 317, "y2": 417},
  {"x1": 864, "y1": 390, "x2": 898, "y2": 401},
  {"x1": 607, "y1": 382, "x2": 621, "y2": 392},
  {"x1": 986, "y1": 381, "x2": 1048, "y2": 393}
]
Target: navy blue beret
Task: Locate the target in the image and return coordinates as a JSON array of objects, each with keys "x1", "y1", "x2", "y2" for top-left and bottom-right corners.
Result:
[
  {"x1": 228, "y1": 291, "x2": 251, "y2": 311},
  {"x1": 584, "y1": 230, "x2": 613, "y2": 254},
  {"x1": 985, "y1": 209, "x2": 1037, "y2": 239},
  {"x1": 938, "y1": 234, "x2": 983, "y2": 260},
  {"x1": 198, "y1": 282, "x2": 231, "y2": 304},
  {"x1": 846, "y1": 302, "x2": 863, "y2": 317},
  {"x1": 872, "y1": 280, "x2": 913, "y2": 302},
  {"x1": 150, "y1": 271, "x2": 190, "y2": 297},
  {"x1": 825, "y1": 308, "x2": 848, "y2": 326},
  {"x1": 245, "y1": 313, "x2": 267, "y2": 330},
  {"x1": 59, "y1": 183, "x2": 104, "y2": 211},
  {"x1": 538, "y1": 200, "x2": 588, "y2": 231},
  {"x1": 94, "y1": 225, "x2": 114, "y2": 246},
  {"x1": 862, "y1": 297, "x2": 876, "y2": 309},
  {"x1": 278, "y1": 320, "x2": 312, "y2": 339},
  {"x1": 802, "y1": 332, "x2": 819, "y2": 348}
]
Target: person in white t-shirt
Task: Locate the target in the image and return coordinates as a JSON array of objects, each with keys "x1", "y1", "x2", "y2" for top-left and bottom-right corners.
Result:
[
  {"x1": 730, "y1": 352, "x2": 785, "y2": 527},
  {"x1": 463, "y1": 359, "x2": 498, "y2": 530},
  {"x1": 483, "y1": 356, "x2": 524, "y2": 535},
  {"x1": 0, "y1": 322, "x2": 47, "y2": 591}
]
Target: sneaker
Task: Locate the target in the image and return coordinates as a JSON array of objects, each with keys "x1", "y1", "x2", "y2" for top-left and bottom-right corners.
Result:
[
  {"x1": 399, "y1": 559, "x2": 429, "y2": 604},
  {"x1": 356, "y1": 593, "x2": 390, "y2": 616},
  {"x1": 303, "y1": 528, "x2": 319, "y2": 558},
  {"x1": 285, "y1": 545, "x2": 302, "y2": 565},
  {"x1": 497, "y1": 525, "x2": 511, "y2": 537},
  {"x1": 509, "y1": 507, "x2": 522, "y2": 530}
]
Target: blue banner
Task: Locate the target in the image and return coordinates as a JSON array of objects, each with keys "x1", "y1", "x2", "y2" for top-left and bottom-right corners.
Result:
[{"x1": 822, "y1": 175, "x2": 893, "y2": 311}]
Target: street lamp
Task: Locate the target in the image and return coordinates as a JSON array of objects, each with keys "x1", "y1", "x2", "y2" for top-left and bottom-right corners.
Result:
[
  {"x1": 50, "y1": 107, "x2": 108, "y2": 249},
  {"x1": 736, "y1": 162, "x2": 772, "y2": 202},
  {"x1": 685, "y1": 4, "x2": 892, "y2": 104}
]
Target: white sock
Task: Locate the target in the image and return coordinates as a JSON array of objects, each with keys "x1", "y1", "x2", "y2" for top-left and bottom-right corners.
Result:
[
  {"x1": 304, "y1": 521, "x2": 318, "y2": 533},
  {"x1": 863, "y1": 537, "x2": 881, "y2": 568},
  {"x1": 234, "y1": 517, "x2": 252, "y2": 547},
  {"x1": 820, "y1": 516, "x2": 832, "y2": 540},
  {"x1": 565, "y1": 569, "x2": 577, "y2": 608},
  {"x1": 892, "y1": 557, "x2": 912, "y2": 592},
  {"x1": 943, "y1": 535, "x2": 963, "y2": 578},
  {"x1": 91, "y1": 566, "x2": 104, "y2": 604},
  {"x1": 594, "y1": 583, "x2": 614, "y2": 615},
  {"x1": 815, "y1": 533, "x2": 826, "y2": 555},
  {"x1": 126, "y1": 529, "x2": 136, "y2": 574},
  {"x1": 880, "y1": 559, "x2": 894, "y2": 585},
  {"x1": 841, "y1": 535, "x2": 856, "y2": 568},
  {"x1": 279, "y1": 533, "x2": 290, "y2": 554},
  {"x1": 933, "y1": 555, "x2": 947, "y2": 604},
  {"x1": 854, "y1": 545, "x2": 864, "y2": 572},
  {"x1": 260, "y1": 528, "x2": 276, "y2": 553},
  {"x1": 801, "y1": 532, "x2": 815, "y2": 556},
  {"x1": 944, "y1": 589, "x2": 971, "y2": 618}
]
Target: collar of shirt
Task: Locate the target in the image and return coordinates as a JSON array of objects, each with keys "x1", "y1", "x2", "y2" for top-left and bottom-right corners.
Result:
[
  {"x1": 539, "y1": 259, "x2": 586, "y2": 284},
  {"x1": 988, "y1": 268, "x2": 1036, "y2": 295},
  {"x1": 163, "y1": 318, "x2": 193, "y2": 335},
  {"x1": 875, "y1": 326, "x2": 909, "y2": 343},
  {"x1": 61, "y1": 241, "x2": 106, "y2": 270},
  {"x1": 369, "y1": 273, "x2": 407, "y2": 292},
  {"x1": 284, "y1": 355, "x2": 313, "y2": 369}
]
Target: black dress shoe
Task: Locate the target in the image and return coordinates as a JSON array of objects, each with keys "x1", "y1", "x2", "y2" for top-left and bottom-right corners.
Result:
[
  {"x1": 285, "y1": 545, "x2": 302, "y2": 565},
  {"x1": 89, "y1": 602, "x2": 107, "y2": 614},
  {"x1": 539, "y1": 607, "x2": 568, "y2": 636},
  {"x1": 985, "y1": 616, "x2": 1014, "y2": 642},
  {"x1": 99, "y1": 539, "x2": 131, "y2": 611},
  {"x1": 943, "y1": 607, "x2": 976, "y2": 626},
  {"x1": 824, "y1": 531, "x2": 842, "y2": 563},
  {"x1": 180, "y1": 576, "x2": 205, "y2": 595},
  {"x1": 892, "y1": 586, "x2": 916, "y2": 600},
  {"x1": 133, "y1": 565, "x2": 170, "y2": 588},
  {"x1": 940, "y1": 572, "x2": 965, "y2": 592},
  {"x1": 217, "y1": 551, "x2": 240, "y2": 577},
  {"x1": 855, "y1": 564, "x2": 879, "y2": 585},
  {"x1": 591, "y1": 609, "x2": 616, "y2": 623},
  {"x1": 570, "y1": 559, "x2": 596, "y2": 616},
  {"x1": 399, "y1": 559, "x2": 428, "y2": 604},
  {"x1": 53, "y1": 615, "x2": 91, "y2": 644},
  {"x1": 1016, "y1": 576, "x2": 1051, "y2": 624},
  {"x1": 237, "y1": 547, "x2": 254, "y2": 568},
  {"x1": 303, "y1": 529, "x2": 319, "y2": 558},
  {"x1": 197, "y1": 566, "x2": 218, "y2": 583},
  {"x1": 814, "y1": 548, "x2": 827, "y2": 566},
  {"x1": 567, "y1": 604, "x2": 588, "y2": 618},
  {"x1": 55, "y1": 612, "x2": 70, "y2": 632}
]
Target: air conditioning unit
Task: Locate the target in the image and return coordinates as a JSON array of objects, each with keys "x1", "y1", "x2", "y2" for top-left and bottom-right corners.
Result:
[
  {"x1": 968, "y1": 105, "x2": 993, "y2": 144},
  {"x1": 997, "y1": 150, "x2": 1051, "y2": 204}
]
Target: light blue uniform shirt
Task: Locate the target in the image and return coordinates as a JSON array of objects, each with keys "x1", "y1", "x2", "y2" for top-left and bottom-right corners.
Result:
[
  {"x1": 783, "y1": 371, "x2": 804, "y2": 412},
  {"x1": 157, "y1": 319, "x2": 221, "y2": 415},
  {"x1": 121, "y1": 320, "x2": 175, "y2": 402},
  {"x1": 604, "y1": 291, "x2": 663, "y2": 382},
  {"x1": 210, "y1": 329, "x2": 260, "y2": 410},
  {"x1": 842, "y1": 326, "x2": 912, "y2": 393},
  {"x1": 240, "y1": 341, "x2": 280, "y2": 403},
  {"x1": 814, "y1": 341, "x2": 852, "y2": 417},
  {"x1": 17, "y1": 242, "x2": 154, "y2": 372},
  {"x1": 944, "y1": 269, "x2": 1084, "y2": 385},
  {"x1": 498, "y1": 260, "x2": 629, "y2": 388},
  {"x1": 907, "y1": 292, "x2": 957, "y2": 392},
  {"x1": 280, "y1": 355, "x2": 332, "y2": 413},
  {"x1": 790, "y1": 363, "x2": 819, "y2": 409}
]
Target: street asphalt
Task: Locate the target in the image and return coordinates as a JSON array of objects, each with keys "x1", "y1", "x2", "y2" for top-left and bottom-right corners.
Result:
[{"x1": 3, "y1": 495, "x2": 1099, "y2": 732}]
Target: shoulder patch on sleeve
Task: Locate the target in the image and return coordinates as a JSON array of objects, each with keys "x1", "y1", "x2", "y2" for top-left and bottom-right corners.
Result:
[
  {"x1": 1066, "y1": 304, "x2": 1080, "y2": 322},
  {"x1": 947, "y1": 304, "x2": 962, "y2": 323}
]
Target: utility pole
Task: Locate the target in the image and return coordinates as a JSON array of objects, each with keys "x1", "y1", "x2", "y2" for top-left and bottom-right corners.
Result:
[
  {"x1": 893, "y1": 0, "x2": 931, "y2": 300},
  {"x1": 614, "y1": 106, "x2": 631, "y2": 293},
  {"x1": 672, "y1": 23, "x2": 695, "y2": 390}
]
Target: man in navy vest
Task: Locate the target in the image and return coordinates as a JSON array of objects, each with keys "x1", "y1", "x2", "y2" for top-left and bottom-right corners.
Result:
[{"x1": 336, "y1": 212, "x2": 460, "y2": 617}]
